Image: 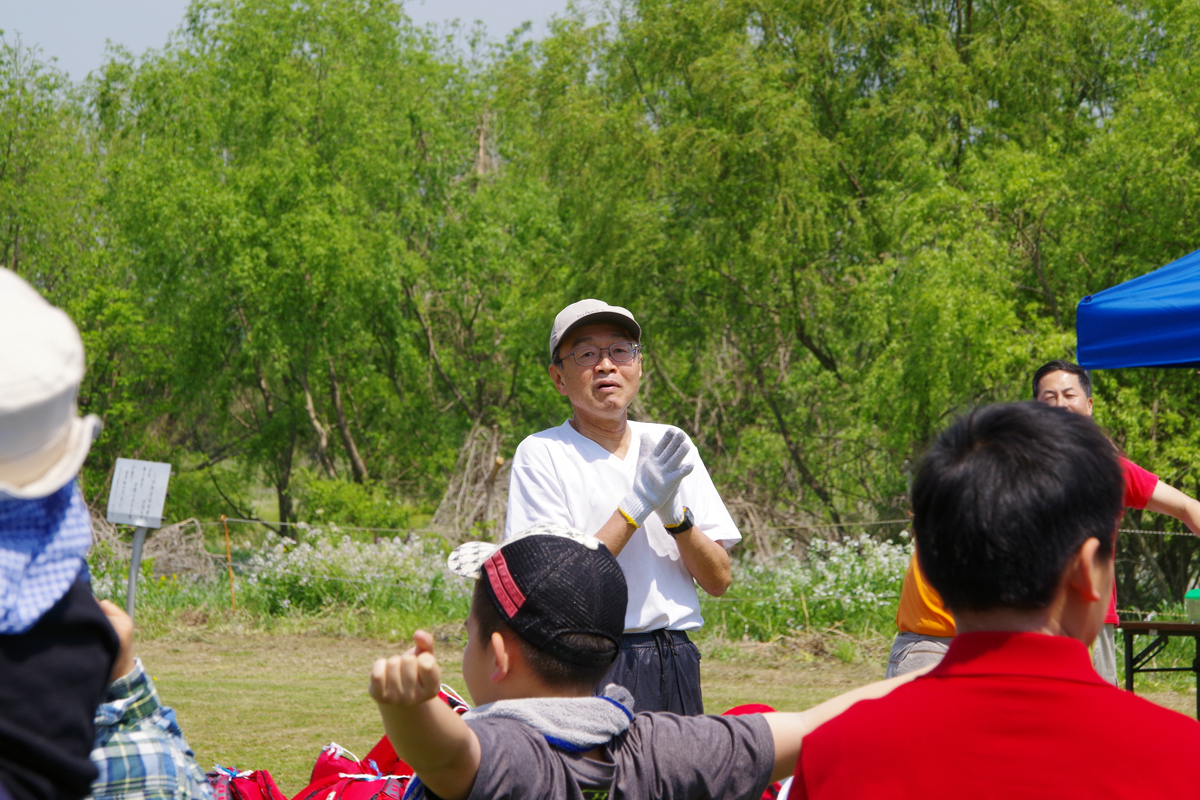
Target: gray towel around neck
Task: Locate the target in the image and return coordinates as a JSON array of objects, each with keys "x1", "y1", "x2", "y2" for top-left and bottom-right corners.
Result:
[{"x1": 463, "y1": 683, "x2": 635, "y2": 753}]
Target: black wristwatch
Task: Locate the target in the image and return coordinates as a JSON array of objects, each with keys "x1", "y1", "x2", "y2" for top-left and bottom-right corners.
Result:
[{"x1": 664, "y1": 507, "x2": 694, "y2": 536}]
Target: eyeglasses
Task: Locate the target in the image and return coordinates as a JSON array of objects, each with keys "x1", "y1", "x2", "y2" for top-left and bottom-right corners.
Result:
[{"x1": 557, "y1": 341, "x2": 642, "y2": 367}]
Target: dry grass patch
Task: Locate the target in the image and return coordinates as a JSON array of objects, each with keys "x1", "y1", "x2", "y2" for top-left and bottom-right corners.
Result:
[{"x1": 138, "y1": 632, "x2": 437, "y2": 795}]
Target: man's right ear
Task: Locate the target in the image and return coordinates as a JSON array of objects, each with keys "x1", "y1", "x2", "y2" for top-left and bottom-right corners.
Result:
[
  {"x1": 1065, "y1": 536, "x2": 1109, "y2": 604},
  {"x1": 547, "y1": 363, "x2": 569, "y2": 397}
]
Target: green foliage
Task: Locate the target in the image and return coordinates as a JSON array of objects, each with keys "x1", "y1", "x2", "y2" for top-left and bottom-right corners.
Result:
[
  {"x1": 88, "y1": 528, "x2": 898, "y2": 645},
  {"x1": 89, "y1": 547, "x2": 225, "y2": 640},
  {"x1": 87, "y1": 527, "x2": 474, "y2": 639},
  {"x1": 291, "y1": 470, "x2": 421, "y2": 532},
  {"x1": 166, "y1": 463, "x2": 255, "y2": 525},
  {"x1": 702, "y1": 535, "x2": 910, "y2": 641},
  {"x1": 12, "y1": 0, "x2": 1200, "y2": 609}
]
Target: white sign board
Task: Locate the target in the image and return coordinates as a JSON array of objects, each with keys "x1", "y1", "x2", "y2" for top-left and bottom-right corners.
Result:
[{"x1": 106, "y1": 459, "x2": 172, "y2": 528}]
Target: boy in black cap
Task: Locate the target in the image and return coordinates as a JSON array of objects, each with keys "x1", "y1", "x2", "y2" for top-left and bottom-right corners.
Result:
[{"x1": 369, "y1": 524, "x2": 920, "y2": 800}]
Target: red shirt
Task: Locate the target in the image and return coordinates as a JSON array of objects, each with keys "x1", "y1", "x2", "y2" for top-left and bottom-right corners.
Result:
[
  {"x1": 793, "y1": 631, "x2": 1200, "y2": 799},
  {"x1": 1110, "y1": 457, "x2": 1158, "y2": 623}
]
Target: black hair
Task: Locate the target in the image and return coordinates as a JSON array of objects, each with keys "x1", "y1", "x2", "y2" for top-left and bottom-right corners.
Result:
[
  {"x1": 912, "y1": 402, "x2": 1123, "y2": 613},
  {"x1": 1032, "y1": 360, "x2": 1092, "y2": 399},
  {"x1": 470, "y1": 581, "x2": 615, "y2": 692}
]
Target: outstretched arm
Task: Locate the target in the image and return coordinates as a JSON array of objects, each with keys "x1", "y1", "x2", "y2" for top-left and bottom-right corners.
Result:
[
  {"x1": 1145, "y1": 481, "x2": 1200, "y2": 537},
  {"x1": 370, "y1": 631, "x2": 480, "y2": 800},
  {"x1": 762, "y1": 666, "x2": 931, "y2": 782}
]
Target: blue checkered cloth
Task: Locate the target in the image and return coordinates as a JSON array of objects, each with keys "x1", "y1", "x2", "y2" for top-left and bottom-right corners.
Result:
[
  {"x1": 89, "y1": 658, "x2": 213, "y2": 800},
  {"x1": 0, "y1": 479, "x2": 92, "y2": 634}
]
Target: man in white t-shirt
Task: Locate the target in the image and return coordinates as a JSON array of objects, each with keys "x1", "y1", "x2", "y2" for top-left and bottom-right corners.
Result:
[{"x1": 505, "y1": 299, "x2": 740, "y2": 715}]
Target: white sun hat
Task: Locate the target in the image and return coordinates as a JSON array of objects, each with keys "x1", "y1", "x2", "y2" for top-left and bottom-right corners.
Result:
[
  {"x1": 548, "y1": 299, "x2": 642, "y2": 361},
  {"x1": 0, "y1": 269, "x2": 101, "y2": 499}
]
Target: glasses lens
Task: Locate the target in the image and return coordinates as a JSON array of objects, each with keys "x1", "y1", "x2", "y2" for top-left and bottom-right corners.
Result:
[
  {"x1": 610, "y1": 343, "x2": 636, "y2": 362},
  {"x1": 570, "y1": 343, "x2": 638, "y2": 366},
  {"x1": 574, "y1": 347, "x2": 601, "y2": 367}
]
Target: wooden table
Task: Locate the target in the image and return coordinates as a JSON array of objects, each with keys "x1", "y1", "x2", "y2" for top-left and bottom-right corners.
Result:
[{"x1": 1118, "y1": 620, "x2": 1200, "y2": 719}]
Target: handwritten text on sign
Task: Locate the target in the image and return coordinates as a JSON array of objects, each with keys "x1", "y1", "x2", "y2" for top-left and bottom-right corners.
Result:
[{"x1": 106, "y1": 458, "x2": 172, "y2": 528}]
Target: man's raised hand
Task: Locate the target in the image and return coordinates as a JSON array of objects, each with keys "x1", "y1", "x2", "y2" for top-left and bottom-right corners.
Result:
[
  {"x1": 617, "y1": 427, "x2": 695, "y2": 527},
  {"x1": 370, "y1": 629, "x2": 441, "y2": 707}
]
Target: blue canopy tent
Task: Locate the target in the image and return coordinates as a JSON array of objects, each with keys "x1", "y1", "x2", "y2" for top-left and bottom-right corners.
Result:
[{"x1": 1076, "y1": 247, "x2": 1200, "y2": 369}]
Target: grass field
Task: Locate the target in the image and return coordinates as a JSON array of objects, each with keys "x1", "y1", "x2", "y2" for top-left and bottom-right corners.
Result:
[{"x1": 137, "y1": 630, "x2": 1198, "y2": 796}]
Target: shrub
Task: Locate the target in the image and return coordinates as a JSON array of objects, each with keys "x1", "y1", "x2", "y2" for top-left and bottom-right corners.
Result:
[
  {"x1": 701, "y1": 534, "x2": 911, "y2": 641},
  {"x1": 88, "y1": 525, "x2": 472, "y2": 639},
  {"x1": 238, "y1": 529, "x2": 469, "y2": 622},
  {"x1": 89, "y1": 520, "x2": 912, "y2": 646},
  {"x1": 291, "y1": 471, "x2": 423, "y2": 533}
]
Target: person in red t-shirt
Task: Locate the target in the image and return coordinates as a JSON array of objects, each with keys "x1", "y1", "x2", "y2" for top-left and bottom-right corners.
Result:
[
  {"x1": 793, "y1": 402, "x2": 1200, "y2": 800},
  {"x1": 1033, "y1": 360, "x2": 1200, "y2": 684},
  {"x1": 885, "y1": 360, "x2": 1200, "y2": 681}
]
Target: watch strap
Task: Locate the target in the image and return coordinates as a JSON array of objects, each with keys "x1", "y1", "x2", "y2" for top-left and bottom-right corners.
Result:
[{"x1": 664, "y1": 507, "x2": 694, "y2": 536}]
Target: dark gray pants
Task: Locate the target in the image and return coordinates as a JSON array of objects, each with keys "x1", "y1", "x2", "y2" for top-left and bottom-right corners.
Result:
[{"x1": 599, "y1": 629, "x2": 703, "y2": 715}]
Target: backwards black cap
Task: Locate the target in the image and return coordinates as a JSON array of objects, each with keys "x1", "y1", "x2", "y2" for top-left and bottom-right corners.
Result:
[{"x1": 448, "y1": 524, "x2": 627, "y2": 666}]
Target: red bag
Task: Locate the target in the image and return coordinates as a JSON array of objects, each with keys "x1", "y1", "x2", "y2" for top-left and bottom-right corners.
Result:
[
  {"x1": 307, "y1": 743, "x2": 371, "y2": 784},
  {"x1": 355, "y1": 686, "x2": 469, "y2": 776},
  {"x1": 215, "y1": 685, "x2": 469, "y2": 800},
  {"x1": 291, "y1": 772, "x2": 408, "y2": 800},
  {"x1": 291, "y1": 743, "x2": 412, "y2": 800},
  {"x1": 360, "y1": 738, "x2": 407, "y2": 779},
  {"x1": 208, "y1": 768, "x2": 289, "y2": 800}
]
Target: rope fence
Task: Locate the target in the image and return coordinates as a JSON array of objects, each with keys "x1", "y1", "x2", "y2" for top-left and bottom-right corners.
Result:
[{"x1": 196, "y1": 518, "x2": 418, "y2": 534}]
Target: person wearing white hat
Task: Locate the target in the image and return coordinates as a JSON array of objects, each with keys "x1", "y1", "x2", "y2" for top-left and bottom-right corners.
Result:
[
  {"x1": 0, "y1": 268, "x2": 119, "y2": 800},
  {"x1": 504, "y1": 299, "x2": 740, "y2": 715}
]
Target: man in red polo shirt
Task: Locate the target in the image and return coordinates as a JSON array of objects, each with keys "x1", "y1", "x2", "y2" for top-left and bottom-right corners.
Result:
[
  {"x1": 886, "y1": 360, "x2": 1200, "y2": 683},
  {"x1": 794, "y1": 402, "x2": 1200, "y2": 799}
]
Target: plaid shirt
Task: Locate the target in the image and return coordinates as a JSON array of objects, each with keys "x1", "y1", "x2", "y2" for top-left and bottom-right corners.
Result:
[
  {"x1": 0, "y1": 479, "x2": 91, "y2": 633},
  {"x1": 88, "y1": 659, "x2": 213, "y2": 800}
]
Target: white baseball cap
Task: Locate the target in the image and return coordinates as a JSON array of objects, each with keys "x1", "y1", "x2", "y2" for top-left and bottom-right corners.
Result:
[
  {"x1": 0, "y1": 269, "x2": 101, "y2": 499},
  {"x1": 548, "y1": 299, "x2": 641, "y2": 361}
]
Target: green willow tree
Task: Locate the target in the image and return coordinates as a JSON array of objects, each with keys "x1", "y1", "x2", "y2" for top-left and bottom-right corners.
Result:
[
  {"x1": 0, "y1": 37, "x2": 169, "y2": 502},
  {"x1": 5, "y1": 0, "x2": 1199, "y2": 604},
  {"x1": 494, "y1": 0, "x2": 1091, "y2": 521},
  {"x1": 497, "y1": 0, "x2": 1200, "y2": 603},
  {"x1": 91, "y1": 0, "x2": 567, "y2": 526}
]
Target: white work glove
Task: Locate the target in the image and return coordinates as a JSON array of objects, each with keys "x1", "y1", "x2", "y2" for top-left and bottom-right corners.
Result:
[
  {"x1": 617, "y1": 428, "x2": 695, "y2": 527},
  {"x1": 662, "y1": 488, "x2": 689, "y2": 531}
]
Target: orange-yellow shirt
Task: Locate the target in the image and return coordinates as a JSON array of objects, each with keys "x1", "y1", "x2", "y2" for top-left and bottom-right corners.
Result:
[{"x1": 895, "y1": 549, "x2": 956, "y2": 637}]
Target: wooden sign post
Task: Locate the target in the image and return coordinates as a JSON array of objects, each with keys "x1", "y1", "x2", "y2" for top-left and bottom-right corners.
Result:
[{"x1": 105, "y1": 458, "x2": 172, "y2": 623}]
